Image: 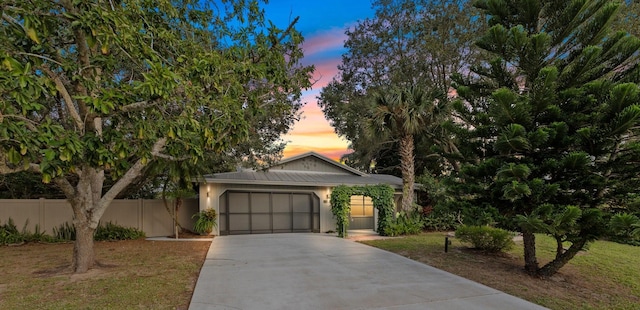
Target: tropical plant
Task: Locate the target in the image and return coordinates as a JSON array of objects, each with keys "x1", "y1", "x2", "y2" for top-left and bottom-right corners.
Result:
[{"x1": 192, "y1": 208, "x2": 218, "y2": 235}]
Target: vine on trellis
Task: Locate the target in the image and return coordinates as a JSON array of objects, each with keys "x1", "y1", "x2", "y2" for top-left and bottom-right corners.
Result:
[{"x1": 330, "y1": 184, "x2": 395, "y2": 238}]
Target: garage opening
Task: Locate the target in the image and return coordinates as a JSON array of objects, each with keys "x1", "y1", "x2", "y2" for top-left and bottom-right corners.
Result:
[
  {"x1": 349, "y1": 195, "x2": 374, "y2": 230},
  {"x1": 219, "y1": 191, "x2": 320, "y2": 235}
]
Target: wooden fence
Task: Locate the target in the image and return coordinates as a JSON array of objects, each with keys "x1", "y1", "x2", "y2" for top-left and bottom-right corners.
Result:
[{"x1": 0, "y1": 198, "x2": 198, "y2": 237}]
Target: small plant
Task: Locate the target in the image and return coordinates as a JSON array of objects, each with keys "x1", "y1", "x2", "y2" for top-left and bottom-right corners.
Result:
[
  {"x1": 193, "y1": 208, "x2": 218, "y2": 235},
  {"x1": 53, "y1": 222, "x2": 76, "y2": 241},
  {"x1": 455, "y1": 225, "x2": 515, "y2": 252}
]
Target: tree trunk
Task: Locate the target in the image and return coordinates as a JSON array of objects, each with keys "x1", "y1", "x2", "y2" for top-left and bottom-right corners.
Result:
[
  {"x1": 555, "y1": 235, "x2": 564, "y2": 260},
  {"x1": 522, "y1": 230, "x2": 539, "y2": 275},
  {"x1": 399, "y1": 134, "x2": 415, "y2": 212},
  {"x1": 537, "y1": 237, "x2": 588, "y2": 278},
  {"x1": 73, "y1": 223, "x2": 96, "y2": 273}
]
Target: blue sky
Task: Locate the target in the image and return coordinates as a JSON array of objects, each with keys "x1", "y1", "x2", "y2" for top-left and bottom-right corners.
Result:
[{"x1": 261, "y1": 0, "x2": 375, "y2": 160}]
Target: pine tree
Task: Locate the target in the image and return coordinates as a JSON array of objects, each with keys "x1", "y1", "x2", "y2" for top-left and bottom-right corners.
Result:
[{"x1": 450, "y1": 0, "x2": 640, "y2": 277}]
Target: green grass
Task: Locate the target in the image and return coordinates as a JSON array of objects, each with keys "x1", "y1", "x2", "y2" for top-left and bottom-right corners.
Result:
[
  {"x1": 0, "y1": 240, "x2": 210, "y2": 309},
  {"x1": 363, "y1": 233, "x2": 640, "y2": 310}
]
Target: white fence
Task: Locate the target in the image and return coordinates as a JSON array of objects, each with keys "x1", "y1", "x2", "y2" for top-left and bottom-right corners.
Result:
[{"x1": 0, "y1": 198, "x2": 199, "y2": 237}]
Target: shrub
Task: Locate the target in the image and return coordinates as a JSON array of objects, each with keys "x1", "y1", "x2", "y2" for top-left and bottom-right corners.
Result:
[
  {"x1": 384, "y1": 211, "x2": 424, "y2": 237},
  {"x1": 455, "y1": 225, "x2": 515, "y2": 252},
  {"x1": 52, "y1": 221, "x2": 145, "y2": 241},
  {"x1": 1, "y1": 218, "x2": 54, "y2": 245},
  {"x1": 94, "y1": 222, "x2": 145, "y2": 241}
]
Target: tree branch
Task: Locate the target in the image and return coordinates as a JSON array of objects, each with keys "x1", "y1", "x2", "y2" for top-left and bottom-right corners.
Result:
[
  {"x1": 101, "y1": 138, "x2": 167, "y2": 205},
  {"x1": 41, "y1": 67, "x2": 84, "y2": 131},
  {"x1": 0, "y1": 113, "x2": 38, "y2": 131},
  {"x1": 54, "y1": 176, "x2": 76, "y2": 199},
  {"x1": 0, "y1": 156, "x2": 40, "y2": 174},
  {"x1": 120, "y1": 99, "x2": 159, "y2": 113}
]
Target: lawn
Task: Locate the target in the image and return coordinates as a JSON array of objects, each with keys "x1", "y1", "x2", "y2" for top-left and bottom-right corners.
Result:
[
  {"x1": 362, "y1": 233, "x2": 640, "y2": 310},
  {"x1": 0, "y1": 239, "x2": 210, "y2": 309}
]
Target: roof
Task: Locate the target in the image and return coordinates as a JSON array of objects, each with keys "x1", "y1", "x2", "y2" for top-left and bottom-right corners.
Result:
[{"x1": 203, "y1": 152, "x2": 403, "y2": 189}]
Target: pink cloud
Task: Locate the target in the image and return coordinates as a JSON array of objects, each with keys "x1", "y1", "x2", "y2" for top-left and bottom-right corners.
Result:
[
  {"x1": 309, "y1": 58, "x2": 342, "y2": 89},
  {"x1": 302, "y1": 28, "x2": 347, "y2": 56}
]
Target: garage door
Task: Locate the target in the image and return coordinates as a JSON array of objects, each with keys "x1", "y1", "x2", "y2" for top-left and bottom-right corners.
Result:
[{"x1": 218, "y1": 191, "x2": 320, "y2": 235}]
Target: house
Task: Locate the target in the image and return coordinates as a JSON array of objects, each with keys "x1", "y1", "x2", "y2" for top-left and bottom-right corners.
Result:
[{"x1": 198, "y1": 152, "x2": 406, "y2": 235}]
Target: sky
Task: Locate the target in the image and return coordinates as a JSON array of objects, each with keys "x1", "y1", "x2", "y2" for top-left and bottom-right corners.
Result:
[{"x1": 261, "y1": 0, "x2": 375, "y2": 161}]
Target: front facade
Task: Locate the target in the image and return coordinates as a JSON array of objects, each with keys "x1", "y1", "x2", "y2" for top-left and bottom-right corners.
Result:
[{"x1": 198, "y1": 152, "x2": 405, "y2": 235}]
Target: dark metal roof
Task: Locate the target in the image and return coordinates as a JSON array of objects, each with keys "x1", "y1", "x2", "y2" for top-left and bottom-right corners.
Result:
[
  {"x1": 203, "y1": 152, "x2": 404, "y2": 189},
  {"x1": 204, "y1": 170, "x2": 403, "y2": 189}
]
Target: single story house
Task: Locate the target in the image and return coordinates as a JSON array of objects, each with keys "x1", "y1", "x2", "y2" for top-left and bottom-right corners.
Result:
[{"x1": 198, "y1": 152, "x2": 406, "y2": 235}]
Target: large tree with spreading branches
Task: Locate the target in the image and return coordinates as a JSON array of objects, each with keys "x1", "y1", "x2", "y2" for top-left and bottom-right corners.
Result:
[{"x1": 0, "y1": 0, "x2": 312, "y2": 273}]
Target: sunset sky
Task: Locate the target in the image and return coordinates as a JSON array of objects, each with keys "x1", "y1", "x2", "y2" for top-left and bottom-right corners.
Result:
[{"x1": 262, "y1": 1, "x2": 375, "y2": 161}]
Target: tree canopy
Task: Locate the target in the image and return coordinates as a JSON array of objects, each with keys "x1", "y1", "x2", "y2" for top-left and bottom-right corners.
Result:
[
  {"x1": 318, "y1": 0, "x2": 484, "y2": 209},
  {"x1": 0, "y1": 0, "x2": 312, "y2": 273},
  {"x1": 448, "y1": 0, "x2": 640, "y2": 277}
]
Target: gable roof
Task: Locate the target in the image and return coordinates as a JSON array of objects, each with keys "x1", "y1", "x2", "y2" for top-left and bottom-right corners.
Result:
[
  {"x1": 268, "y1": 151, "x2": 365, "y2": 176},
  {"x1": 203, "y1": 152, "x2": 403, "y2": 189}
]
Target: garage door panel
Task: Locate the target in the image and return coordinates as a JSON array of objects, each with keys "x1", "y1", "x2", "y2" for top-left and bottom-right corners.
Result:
[
  {"x1": 292, "y1": 194, "x2": 309, "y2": 212},
  {"x1": 272, "y1": 213, "x2": 292, "y2": 230},
  {"x1": 251, "y1": 193, "x2": 270, "y2": 213},
  {"x1": 272, "y1": 194, "x2": 290, "y2": 212},
  {"x1": 229, "y1": 214, "x2": 250, "y2": 231},
  {"x1": 293, "y1": 214, "x2": 310, "y2": 230},
  {"x1": 251, "y1": 214, "x2": 271, "y2": 230},
  {"x1": 229, "y1": 193, "x2": 250, "y2": 213}
]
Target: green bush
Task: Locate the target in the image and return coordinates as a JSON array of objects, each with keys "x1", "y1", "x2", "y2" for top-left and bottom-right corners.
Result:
[
  {"x1": 384, "y1": 211, "x2": 424, "y2": 237},
  {"x1": 53, "y1": 221, "x2": 145, "y2": 241},
  {"x1": 94, "y1": 222, "x2": 145, "y2": 241},
  {"x1": 455, "y1": 225, "x2": 515, "y2": 252},
  {"x1": 1, "y1": 218, "x2": 54, "y2": 245}
]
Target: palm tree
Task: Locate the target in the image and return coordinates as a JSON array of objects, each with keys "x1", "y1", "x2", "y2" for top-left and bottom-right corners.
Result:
[{"x1": 370, "y1": 85, "x2": 447, "y2": 212}]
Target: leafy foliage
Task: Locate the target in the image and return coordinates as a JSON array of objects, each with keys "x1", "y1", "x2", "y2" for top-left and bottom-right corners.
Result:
[
  {"x1": 330, "y1": 184, "x2": 395, "y2": 237},
  {"x1": 384, "y1": 209, "x2": 425, "y2": 236},
  {"x1": 319, "y1": 0, "x2": 484, "y2": 205},
  {"x1": 449, "y1": 0, "x2": 640, "y2": 277},
  {"x1": 455, "y1": 225, "x2": 516, "y2": 252},
  {"x1": 609, "y1": 213, "x2": 640, "y2": 245},
  {"x1": 0, "y1": 0, "x2": 312, "y2": 272},
  {"x1": 1, "y1": 218, "x2": 54, "y2": 245},
  {"x1": 192, "y1": 208, "x2": 218, "y2": 235},
  {"x1": 52, "y1": 221, "x2": 145, "y2": 241}
]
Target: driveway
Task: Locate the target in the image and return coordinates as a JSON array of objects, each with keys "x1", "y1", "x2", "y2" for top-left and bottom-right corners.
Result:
[{"x1": 189, "y1": 234, "x2": 546, "y2": 310}]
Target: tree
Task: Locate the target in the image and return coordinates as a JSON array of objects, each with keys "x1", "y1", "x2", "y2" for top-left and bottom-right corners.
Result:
[
  {"x1": 318, "y1": 0, "x2": 484, "y2": 211},
  {"x1": 0, "y1": 0, "x2": 312, "y2": 273},
  {"x1": 449, "y1": 0, "x2": 640, "y2": 277}
]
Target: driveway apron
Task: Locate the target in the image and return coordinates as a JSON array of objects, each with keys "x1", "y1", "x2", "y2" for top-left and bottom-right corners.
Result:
[{"x1": 189, "y1": 233, "x2": 547, "y2": 310}]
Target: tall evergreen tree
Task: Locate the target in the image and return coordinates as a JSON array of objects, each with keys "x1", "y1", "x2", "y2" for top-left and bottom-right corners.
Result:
[{"x1": 450, "y1": 0, "x2": 640, "y2": 277}]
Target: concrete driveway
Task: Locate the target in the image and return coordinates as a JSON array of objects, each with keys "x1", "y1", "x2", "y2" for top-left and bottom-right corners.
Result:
[{"x1": 189, "y1": 234, "x2": 546, "y2": 310}]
